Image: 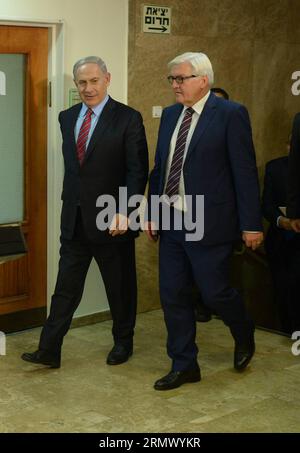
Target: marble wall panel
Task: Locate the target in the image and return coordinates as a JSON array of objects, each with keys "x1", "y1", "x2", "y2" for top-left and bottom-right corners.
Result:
[
  {"x1": 254, "y1": 0, "x2": 288, "y2": 42},
  {"x1": 217, "y1": 0, "x2": 256, "y2": 39},
  {"x1": 252, "y1": 40, "x2": 297, "y2": 175},
  {"x1": 287, "y1": 0, "x2": 300, "y2": 44},
  {"x1": 171, "y1": 0, "x2": 219, "y2": 38}
]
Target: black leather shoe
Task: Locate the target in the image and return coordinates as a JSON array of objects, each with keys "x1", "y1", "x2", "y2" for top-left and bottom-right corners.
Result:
[
  {"x1": 234, "y1": 332, "x2": 255, "y2": 371},
  {"x1": 106, "y1": 344, "x2": 133, "y2": 365},
  {"x1": 21, "y1": 350, "x2": 61, "y2": 368},
  {"x1": 154, "y1": 369, "x2": 201, "y2": 391}
]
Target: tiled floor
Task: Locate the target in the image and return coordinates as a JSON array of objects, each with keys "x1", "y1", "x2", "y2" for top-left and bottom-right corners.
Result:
[{"x1": 0, "y1": 309, "x2": 299, "y2": 432}]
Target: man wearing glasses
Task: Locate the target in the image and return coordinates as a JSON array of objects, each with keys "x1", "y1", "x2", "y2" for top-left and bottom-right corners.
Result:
[{"x1": 145, "y1": 52, "x2": 263, "y2": 390}]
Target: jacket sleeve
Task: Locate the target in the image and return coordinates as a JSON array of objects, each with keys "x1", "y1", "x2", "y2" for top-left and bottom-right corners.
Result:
[
  {"x1": 124, "y1": 110, "x2": 149, "y2": 213},
  {"x1": 226, "y1": 104, "x2": 263, "y2": 231}
]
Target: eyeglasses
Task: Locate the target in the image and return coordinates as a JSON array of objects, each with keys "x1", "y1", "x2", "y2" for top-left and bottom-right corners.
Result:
[{"x1": 167, "y1": 75, "x2": 199, "y2": 85}]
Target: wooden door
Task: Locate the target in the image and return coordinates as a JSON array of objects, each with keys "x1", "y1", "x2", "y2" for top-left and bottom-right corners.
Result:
[{"x1": 0, "y1": 26, "x2": 48, "y2": 332}]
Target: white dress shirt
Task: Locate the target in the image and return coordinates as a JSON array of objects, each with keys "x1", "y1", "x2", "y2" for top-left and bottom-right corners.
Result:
[
  {"x1": 74, "y1": 94, "x2": 109, "y2": 148},
  {"x1": 163, "y1": 91, "x2": 211, "y2": 211}
]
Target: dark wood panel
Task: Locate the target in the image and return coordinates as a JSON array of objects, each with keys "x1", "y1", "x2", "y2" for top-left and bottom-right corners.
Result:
[
  {"x1": 0, "y1": 255, "x2": 28, "y2": 300},
  {"x1": 0, "y1": 307, "x2": 46, "y2": 333}
]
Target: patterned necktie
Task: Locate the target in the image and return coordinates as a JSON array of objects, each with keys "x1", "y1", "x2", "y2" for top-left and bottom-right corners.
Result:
[
  {"x1": 165, "y1": 107, "x2": 194, "y2": 200},
  {"x1": 76, "y1": 108, "x2": 93, "y2": 165}
]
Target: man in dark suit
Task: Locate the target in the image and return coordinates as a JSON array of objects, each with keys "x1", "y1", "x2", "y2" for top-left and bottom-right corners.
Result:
[
  {"x1": 262, "y1": 143, "x2": 300, "y2": 335},
  {"x1": 22, "y1": 56, "x2": 148, "y2": 368},
  {"x1": 288, "y1": 112, "x2": 300, "y2": 232},
  {"x1": 145, "y1": 52, "x2": 263, "y2": 390}
]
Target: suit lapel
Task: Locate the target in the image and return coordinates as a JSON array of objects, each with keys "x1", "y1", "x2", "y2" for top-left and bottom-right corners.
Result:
[
  {"x1": 184, "y1": 92, "x2": 217, "y2": 165},
  {"x1": 161, "y1": 104, "x2": 183, "y2": 163},
  {"x1": 65, "y1": 103, "x2": 82, "y2": 167},
  {"x1": 69, "y1": 103, "x2": 82, "y2": 148},
  {"x1": 83, "y1": 98, "x2": 116, "y2": 163}
]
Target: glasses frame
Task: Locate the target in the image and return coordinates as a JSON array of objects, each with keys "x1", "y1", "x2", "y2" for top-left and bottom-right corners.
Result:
[{"x1": 167, "y1": 75, "x2": 199, "y2": 85}]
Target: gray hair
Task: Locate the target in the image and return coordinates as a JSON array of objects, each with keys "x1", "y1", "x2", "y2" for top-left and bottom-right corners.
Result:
[
  {"x1": 73, "y1": 56, "x2": 107, "y2": 80},
  {"x1": 168, "y1": 52, "x2": 214, "y2": 86}
]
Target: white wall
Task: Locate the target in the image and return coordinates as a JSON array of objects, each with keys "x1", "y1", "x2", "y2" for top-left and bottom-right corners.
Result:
[{"x1": 0, "y1": 0, "x2": 129, "y2": 317}]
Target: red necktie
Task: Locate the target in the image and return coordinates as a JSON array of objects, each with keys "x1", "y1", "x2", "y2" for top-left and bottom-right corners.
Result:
[
  {"x1": 165, "y1": 107, "x2": 194, "y2": 199},
  {"x1": 76, "y1": 108, "x2": 93, "y2": 165}
]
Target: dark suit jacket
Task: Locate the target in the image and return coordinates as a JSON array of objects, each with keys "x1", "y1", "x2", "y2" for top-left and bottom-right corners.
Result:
[
  {"x1": 262, "y1": 156, "x2": 296, "y2": 254},
  {"x1": 262, "y1": 157, "x2": 288, "y2": 226},
  {"x1": 148, "y1": 92, "x2": 262, "y2": 245},
  {"x1": 287, "y1": 112, "x2": 300, "y2": 219},
  {"x1": 59, "y1": 97, "x2": 148, "y2": 243}
]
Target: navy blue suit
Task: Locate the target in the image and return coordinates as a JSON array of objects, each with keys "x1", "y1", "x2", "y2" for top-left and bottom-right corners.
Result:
[
  {"x1": 149, "y1": 92, "x2": 262, "y2": 371},
  {"x1": 263, "y1": 156, "x2": 300, "y2": 334},
  {"x1": 288, "y1": 112, "x2": 300, "y2": 219}
]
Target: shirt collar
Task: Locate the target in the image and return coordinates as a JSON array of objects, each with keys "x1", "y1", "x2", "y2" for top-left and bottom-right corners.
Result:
[
  {"x1": 79, "y1": 94, "x2": 110, "y2": 117},
  {"x1": 183, "y1": 90, "x2": 211, "y2": 115}
]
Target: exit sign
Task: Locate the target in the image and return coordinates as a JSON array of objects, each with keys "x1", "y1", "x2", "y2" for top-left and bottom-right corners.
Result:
[{"x1": 143, "y1": 5, "x2": 171, "y2": 34}]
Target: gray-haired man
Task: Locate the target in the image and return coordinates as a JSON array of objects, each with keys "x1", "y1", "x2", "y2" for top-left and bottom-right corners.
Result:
[{"x1": 22, "y1": 56, "x2": 148, "y2": 368}]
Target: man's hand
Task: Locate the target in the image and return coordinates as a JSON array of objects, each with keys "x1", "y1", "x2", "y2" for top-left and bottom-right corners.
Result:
[
  {"x1": 242, "y1": 231, "x2": 264, "y2": 251},
  {"x1": 278, "y1": 217, "x2": 293, "y2": 231},
  {"x1": 290, "y1": 219, "x2": 300, "y2": 233},
  {"x1": 144, "y1": 221, "x2": 158, "y2": 242},
  {"x1": 109, "y1": 214, "x2": 130, "y2": 236}
]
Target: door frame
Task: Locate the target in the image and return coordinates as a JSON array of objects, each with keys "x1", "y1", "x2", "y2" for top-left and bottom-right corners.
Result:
[{"x1": 0, "y1": 18, "x2": 65, "y2": 316}]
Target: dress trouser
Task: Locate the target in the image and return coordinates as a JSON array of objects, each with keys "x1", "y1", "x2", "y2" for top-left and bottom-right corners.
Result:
[
  {"x1": 39, "y1": 209, "x2": 137, "y2": 355},
  {"x1": 265, "y1": 231, "x2": 300, "y2": 335},
  {"x1": 159, "y1": 224, "x2": 254, "y2": 372}
]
